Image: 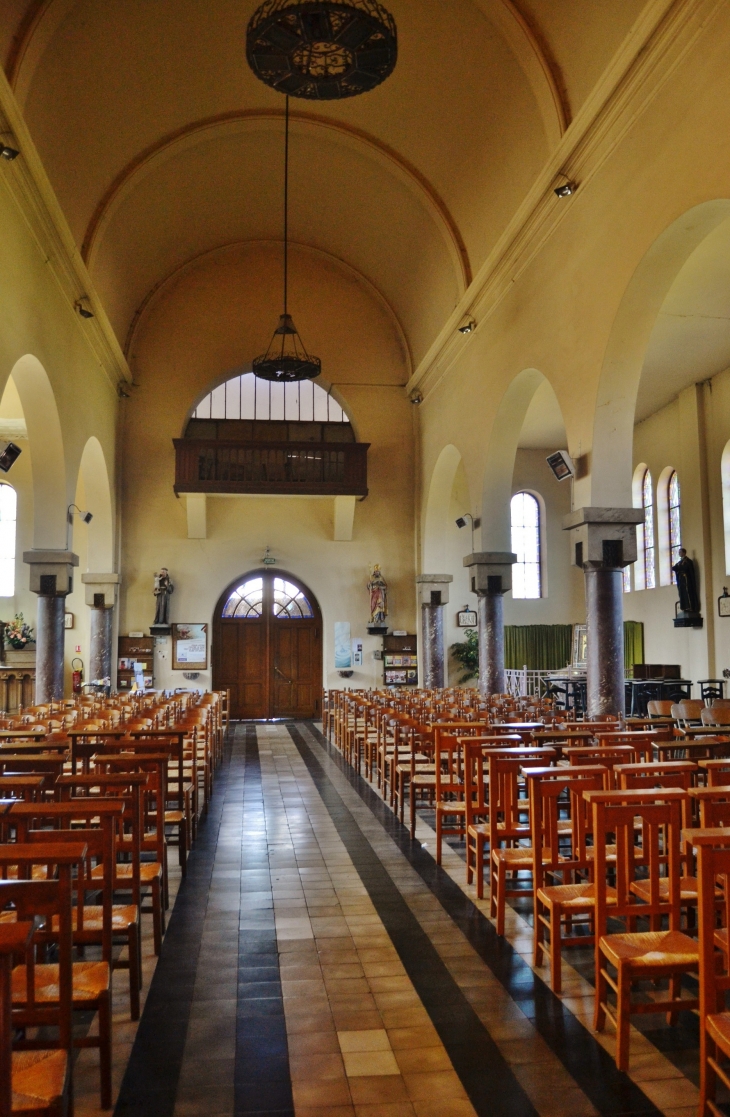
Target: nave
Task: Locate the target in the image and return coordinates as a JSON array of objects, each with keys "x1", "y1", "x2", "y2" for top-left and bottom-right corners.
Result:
[{"x1": 114, "y1": 721, "x2": 698, "y2": 1117}]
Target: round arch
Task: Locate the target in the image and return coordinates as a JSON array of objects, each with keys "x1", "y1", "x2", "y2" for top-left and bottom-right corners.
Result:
[
  {"x1": 76, "y1": 437, "x2": 114, "y2": 573},
  {"x1": 9, "y1": 355, "x2": 66, "y2": 549},
  {"x1": 212, "y1": 568, "x2": 322, "y2": 721},
  {"x1": 423, "y1": 445, "x2": 465, "y2": 572},
  {"x1": 590, "y1": 201, "x2": 730, "y2": 508}
]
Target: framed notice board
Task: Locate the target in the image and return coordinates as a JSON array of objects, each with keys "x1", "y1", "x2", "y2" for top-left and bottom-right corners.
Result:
[{"x1": 172, "y1": 623, "x2": 208, "y2": 670}]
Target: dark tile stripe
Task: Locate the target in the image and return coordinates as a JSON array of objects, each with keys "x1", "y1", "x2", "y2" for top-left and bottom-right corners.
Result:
[
  {"x1": 236, "y1": 724, "x2": 295, "y2": 1117},
  {"x1": 114, "y1": 731, "x2": 234, "y2": 1117},
  {"x1": 287, "y1": 723, "x2": 540, "y2": 1117},
  {"x1": 297, "y1": 721, "x2": 663, "y2": 1117}
]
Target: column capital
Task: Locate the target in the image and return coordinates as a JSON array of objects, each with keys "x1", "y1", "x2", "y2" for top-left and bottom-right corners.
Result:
[
  {"x1": 463, "y1": 552, "x2": 516, "y2": 595},
  {"x1": 81, "y1": 572, "x2": 120, "y2": 608},
  {"x1": 563, "y1": 507, "x2": 644, "y2": 569},
  {"x1": 416, "y1": 574, "x2": 453, "y2": 606},
  {"x1": 23, "y1": 550, "x2": 79, "y2": 597}
]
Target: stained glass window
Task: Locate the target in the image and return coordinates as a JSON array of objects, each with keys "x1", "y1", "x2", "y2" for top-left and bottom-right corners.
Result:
[
  {"x1": 222, "y1": 577, "x2": 263, "y2": 618},
  {"x1": 511, "y1": 492, "x2": 541, "y2": 599},
  {"x1": 273, "y1": 578, "x2": 314, "y2": 618},
  {"x1": 668, "y1": 470, "x2": 681, "y2": 568},
  {"x1": 0, "y1": 485, "x2": 16, "y2": 597},
  {"x1": 643, "y1": 470, "x2": 655, "y2": 589}
]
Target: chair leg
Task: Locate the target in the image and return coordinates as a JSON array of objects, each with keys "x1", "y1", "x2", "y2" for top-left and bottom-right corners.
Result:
[
  {"x1": 129, "y1": 924, "x2": 141, "y2": 1021},
  {"x1": 699, "y1": 1032, "x2": 717, "y2": 1117},
  {"x1": 476, "y1": 836, "x2": 486, "y2": 900},
  {"x1": 436, "y1": 812, "x2": 442, "y2": 866},
  {"x1": 549, "y1": 909, "x2": 562, "y2": 995},
  {"x1": 594, "y1": 950, "x2": 608, "y2": 1032},
  {"x1": 615, "y1": 964, "x2": 632, "y2": 1072},
  {"x1": 99, "y1": 989, "x2": 112, "y2": 1110},
  {"x1": 152, "y1": 878, "x2": 163, "y2": 955}
]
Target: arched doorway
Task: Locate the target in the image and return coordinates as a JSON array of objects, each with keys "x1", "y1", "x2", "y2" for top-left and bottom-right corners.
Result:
[{"x1": 213, "y1": 570, "x2": 322, "y2": 720}]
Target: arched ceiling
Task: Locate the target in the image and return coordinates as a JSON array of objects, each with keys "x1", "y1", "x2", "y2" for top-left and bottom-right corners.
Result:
[{"x1": 1, "y1": 0, "x2": 657, "y2": 368}]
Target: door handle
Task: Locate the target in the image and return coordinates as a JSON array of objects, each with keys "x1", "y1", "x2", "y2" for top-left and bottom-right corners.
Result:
[{"x1": 274, "y1": 664, "x2": 292, "y2": 684}]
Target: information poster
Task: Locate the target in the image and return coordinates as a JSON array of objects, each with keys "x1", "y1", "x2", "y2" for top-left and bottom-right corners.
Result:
[
  {"x1": 172, "y1": 623, "x2": 208, "y2": 670},
  {"x1": 334, "y1": 621, "x2": 352, "y2": 669}
]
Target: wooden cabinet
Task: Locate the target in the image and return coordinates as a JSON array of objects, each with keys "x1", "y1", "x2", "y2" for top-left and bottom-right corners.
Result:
[
  {"x1": 382, "y1": 634, "x2": 418, "y2": 687},
  {"x1": 118, "y1": 636, "x2": 154, "y2": 691}
]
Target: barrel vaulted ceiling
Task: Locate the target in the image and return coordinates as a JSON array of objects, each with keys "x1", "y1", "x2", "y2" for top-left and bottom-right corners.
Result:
[{"x1": 1, "y1": 0, "x2": 651, "y2": 369}]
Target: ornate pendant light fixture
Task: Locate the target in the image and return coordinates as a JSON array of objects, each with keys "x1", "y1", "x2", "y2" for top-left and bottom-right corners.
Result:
[
  {"x1": 252, "y1": 97, "x2": 322, "y2": 383},
  {"x1": 247, "y1": 0, "x2": 397, "y2": 101}
]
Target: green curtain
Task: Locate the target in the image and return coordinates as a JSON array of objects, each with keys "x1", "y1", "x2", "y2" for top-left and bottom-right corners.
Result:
[
  {"x1": 503, "y1": 622, "x2": 644, "y2": 674},
  {"x1": 504, "y1": 625, "x2": 572, "y2": 671},
  {"x1": 624, "y1": 620, "x2": 644, "y2": 676}
]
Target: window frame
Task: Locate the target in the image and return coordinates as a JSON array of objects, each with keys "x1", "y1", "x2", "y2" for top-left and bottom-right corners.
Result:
[
  {"x1": 0, "y1": 483, "x2": 17, "y2": 598},
  {"x1": 510, "y1": 490, "x2": 543, "y2": 600}
]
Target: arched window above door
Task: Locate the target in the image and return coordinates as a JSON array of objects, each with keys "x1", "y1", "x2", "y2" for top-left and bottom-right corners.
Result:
[
  {"x1": 222, "y1": 576, "x2": 263, "y2": 618},
  {"x1": 273, "y1": 578, "x2": 314, "y2": 619}
]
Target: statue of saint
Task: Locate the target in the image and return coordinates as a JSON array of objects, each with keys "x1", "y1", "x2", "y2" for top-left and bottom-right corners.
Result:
[
  {"x1": 672, "y1": 548, "x2": 700, "y2": 614},
  {"x1": 367, "y1": 564, "x2": 388, "y2": 626},
  {"x1": 153, "y1": 568, "x2": 174, "y2": 626}
]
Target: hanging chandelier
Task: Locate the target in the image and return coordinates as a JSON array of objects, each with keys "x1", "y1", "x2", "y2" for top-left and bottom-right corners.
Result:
[
  {"x1": 252, "y1": 97, "x2": 322, "y2": 383},
  {"x1": 246, "y1": 0, "x2": 397, "y2": 101}
]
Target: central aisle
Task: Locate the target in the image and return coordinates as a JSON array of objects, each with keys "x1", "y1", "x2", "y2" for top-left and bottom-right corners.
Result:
[{"x1": 114, "y1": 723, "x2": 693, "y2": 1117}]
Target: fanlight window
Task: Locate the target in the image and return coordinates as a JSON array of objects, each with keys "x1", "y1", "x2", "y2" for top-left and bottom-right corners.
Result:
[
  {"x1": 193, "y1": 372, "x2": 346, "y2": 423},
  {"x1": 222, "y1": 577, "x2": 264, "y2": 618},
  {"x1": 273, "y1": 578, "x2": 313, "y2": 619},
  {"x1": 511, "y1": 491, "x2": 541, "y2": 599},
  {"x1": 0, "y1": 484, "x2": 16, "y2": 597}
]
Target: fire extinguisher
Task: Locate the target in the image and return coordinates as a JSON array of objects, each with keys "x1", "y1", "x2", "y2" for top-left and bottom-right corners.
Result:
[{"x1": 72, "y1": 657, "x2": 83, "y2": 695}]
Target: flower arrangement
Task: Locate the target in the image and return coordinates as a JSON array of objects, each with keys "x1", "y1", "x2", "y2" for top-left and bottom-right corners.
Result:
[
  {"x1": 450, "y1": 628, "x2": 478, "y2": 683},
  {"x1": 4, "y1": 613, "x2": 33, "y2": 650}
]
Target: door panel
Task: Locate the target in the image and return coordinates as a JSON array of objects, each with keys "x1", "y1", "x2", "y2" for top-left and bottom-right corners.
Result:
[{"x1": 213, "y1": 572, "x2": 321, "y2": 719}]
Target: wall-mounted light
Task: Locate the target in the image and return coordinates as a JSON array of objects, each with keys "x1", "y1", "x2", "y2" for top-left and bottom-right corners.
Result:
[
  {"x1": 554, "y1": 179, "x2": 577, "y2": 198},
  {"x1": 409, "y1": 389, "x2": 423, "y2": 405},
  {"x1": 0, "y1": 441, "x2": 21, "y2": 472},
  {"x1": 456, "y1": 512, "x2": 481, "y2": 550},
  {"x1": 68, "y1": 503, "x2": 93, "y2": 525},
  {"x1": 0, "y1": 144, "x2": 19, "y2": 161},
  {"x1": 74, "y1": 298, "x2": 94, "y2": 319},
  {"x1": 546, "y1": 449, "x2": 574, "y2": 481},
  {"x1": 458, "y1": 316, "x2": 476, "y2": 335}
]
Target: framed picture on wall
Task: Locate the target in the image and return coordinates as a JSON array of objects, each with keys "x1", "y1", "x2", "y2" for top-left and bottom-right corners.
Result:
[
  {"x1": 457, "y1": 610, "x2": 477, "y2": 627},
  {"x1": 172, "y1": 623, "x2": 208, "y2": 670}
]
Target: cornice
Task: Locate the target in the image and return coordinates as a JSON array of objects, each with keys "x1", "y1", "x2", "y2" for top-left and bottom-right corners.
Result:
[
  {"x1": 407, "y1": 0, "x2": 724, "y2": 403},
  {"x1": 0, "y1": 66, "x2": 131, "y2": 388}
]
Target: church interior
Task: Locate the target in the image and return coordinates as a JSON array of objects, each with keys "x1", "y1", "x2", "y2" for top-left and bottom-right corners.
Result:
[{"x1": 4, "y1": 2, "x2": 730, "y2": 1116}]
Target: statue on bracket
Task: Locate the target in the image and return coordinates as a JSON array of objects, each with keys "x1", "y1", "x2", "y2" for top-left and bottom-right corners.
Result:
[
  {"x1": 672, "y1": 548, "x2": 703, "y2": 628},
  {"x1": 151, "y1": 568, "x2": 174, "y2": 633},
  {"x1": 367, "y1": 564, "x2": 389, "y2": 634}
]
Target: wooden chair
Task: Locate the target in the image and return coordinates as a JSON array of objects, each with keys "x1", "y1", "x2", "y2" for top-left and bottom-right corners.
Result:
[
  {"x1": 587, "y1": 788, "x2": 698, "y2": 1071},
  {"x1": 0, "y1": 846, "x2": 81, "y2": 1116},
  {"x1": 529, "y1": 765, "x2": 610, "y2": 994},
  {"x1": 434, "y1": 732, "x2": 468, "y2": 865},
  {"x1": 699, "y1": 758, "x2": 730, "y2": 787},
  {"x1": 563, "y1": 746, "x2": 637, "y2": 782},
  {"x1": 692, "y1": 830, "x2": 730, "y2": 1117},
  {"x1": 488, "y1": 753, "x2": 535, "y2": 934},
  {"x1": 646, "y1": 700, "x2": 675, "y2": 718}
]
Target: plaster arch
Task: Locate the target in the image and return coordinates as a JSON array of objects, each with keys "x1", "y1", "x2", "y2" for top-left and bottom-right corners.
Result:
[
  {"x1": 423, "y1": 444, "x2": 464, "y2": 572},
  {"x1": 589, "y1": 201, "x2": 730, "y2": 509},
  {"x1": 480, "y1": 367, "x2": 548, "y2": 551},
  {"x1": 76, "y1": 436, "x2": 113, "y2": 573},
  {"x1": 8, "y1": 355, "x2": 66, "y2": 549}
]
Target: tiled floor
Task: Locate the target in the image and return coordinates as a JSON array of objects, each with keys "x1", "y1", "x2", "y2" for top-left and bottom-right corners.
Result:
[{"x1": 109, "y1": 723, "x2": 705, "y2": 1117}]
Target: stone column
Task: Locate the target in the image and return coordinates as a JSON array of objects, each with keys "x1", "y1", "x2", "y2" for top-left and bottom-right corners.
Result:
[
  {"x1": 82, "y1": 574, "x2": 120, "y2": 686},
  {"x1": 23, "y1": 550, "x2": 79, "y2": 703},
  {"x1": 463, "y1": 552, "x2": 516, "y2": 698},
  {"x1": 416, "y1": 575, "x2": 453, "y2": 688},
  {"x1": 564, "y1": 508, "x2": 644, "y2": 719}
]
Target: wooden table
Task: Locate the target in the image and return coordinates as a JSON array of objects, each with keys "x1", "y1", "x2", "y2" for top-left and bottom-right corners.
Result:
[
  {"x1": 0, "y1": 740, "x2": 67, "y2": 753},
  {"x1": 0, "y1": 729, "x2": 46, "y2": 740},
  {"x1": 490, "y1": 723, "x2": 544, "y2": 732},
  {"x1": 531, "y1": 729, "x2": 595, "y2": 758},
  {"x1": 656, "y1": 736, "x2": 730, "y2": 761}
]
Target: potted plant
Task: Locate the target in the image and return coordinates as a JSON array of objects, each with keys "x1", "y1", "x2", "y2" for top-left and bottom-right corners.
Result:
[
  {"x1": 450, "y1": 628, "x2": 478, "y2": 683},
  {"x1": 5, "y1": 614, "x2": 33, "y2": 650}
]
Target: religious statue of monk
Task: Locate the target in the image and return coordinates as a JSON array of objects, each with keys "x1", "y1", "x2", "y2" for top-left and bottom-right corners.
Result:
[
  {"x1": 672, "y1": 548, "x2": 700, "y2": 615},
  {"x1": 367, "y1": 564, "x2": 388, "y2": 625},
  {"x1": 153, "y1": 568, "x2": 174, "y2": 625}
]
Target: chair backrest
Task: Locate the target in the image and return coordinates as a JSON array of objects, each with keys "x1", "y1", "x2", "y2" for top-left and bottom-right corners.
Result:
[
  {"x1": 698, "y1": 758, "x2": 730, "y2": 787},
  {"x1": 487, "y1": 754, "x2": 531, "y2": 846},
  {"x1": 463, "y1": 741, "x2": 489, "y2": 827},
  {"x1": 585, "y1": 788, "x2": 685, "y2": 932},
  {"x1": 704, "y1": 707, "x2": 730, "y2": 726},
  {"x1": 689, "y1": 786, "x2": 730, "y2": 829},
  {"x1": 677, "y1": 700, "x2": 705, "y2": 722},
  {"x1": 647, "y1": 700, "x2": 674, "y2": 717},
  {"x1": 616, "y1": 761, "x2": 696, "y2": 826},
  {"x1": 0, "y1": 921, "x2": 34, "y2": 1117},
  {"x1": 526, "y1": 765, "x2": 608, "y2": 883},
  {"x1": 692, "y1": 834, "x2": 730, "y2": 1034}
]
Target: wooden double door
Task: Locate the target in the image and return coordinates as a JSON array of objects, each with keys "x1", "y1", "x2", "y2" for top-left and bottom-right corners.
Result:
[{"x1": 213, "y1": 571, "x2": 322, "y2": 720}]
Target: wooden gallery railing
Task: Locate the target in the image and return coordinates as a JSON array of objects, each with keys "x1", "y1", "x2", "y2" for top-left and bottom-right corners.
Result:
[{"x1": 174, "y1": 438, "x2": 369, "y2": 496}]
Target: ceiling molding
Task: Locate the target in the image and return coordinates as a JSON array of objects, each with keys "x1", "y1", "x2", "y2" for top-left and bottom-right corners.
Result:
[
  {"x1": 407, "y1": 0, "x2": 723, "y2": 404},
  {"x1": 5, "y1": 0, "x2": 75, "y2": 103},
  {"x1": 123, "y1": 238, "x2": 413, "y2": 383},
  {"x1": 80, "y1": 108, "x2": 471, "y2": 296},
  {"x1": 0, "y1": 64, "x2": 131, "y2": 388}
]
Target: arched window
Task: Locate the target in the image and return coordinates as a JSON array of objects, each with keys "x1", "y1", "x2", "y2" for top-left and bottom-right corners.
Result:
[
  {"x1": 511, "y1": 492, "x2": 541, "y2": 599},
  {"x1": 192, "y1": 372, "x2": 346, "y2": 423},
  {"x1": 221, "y1": 574, "x2": 314, "y2": 619},
  {"x1": 642, "y1": 469, "x2": 656, "y2": 589},
  {"x1": 668, "y1": 471, "x2": 681, "y2": 567},
  {"x1": 222, "y1": 577, "x2": 263, "y2": 618},
  {"x1": 272, "y1": 578, "x2": 314, "y2": 619},
  {"x1": 0, "y1": 485, "x2": 16, "y2": 597}
]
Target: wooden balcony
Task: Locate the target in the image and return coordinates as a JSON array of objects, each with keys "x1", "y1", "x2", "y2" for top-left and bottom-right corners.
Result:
[{"x1": 173, "y1": 438, "x2": 369, "y2": 497}]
